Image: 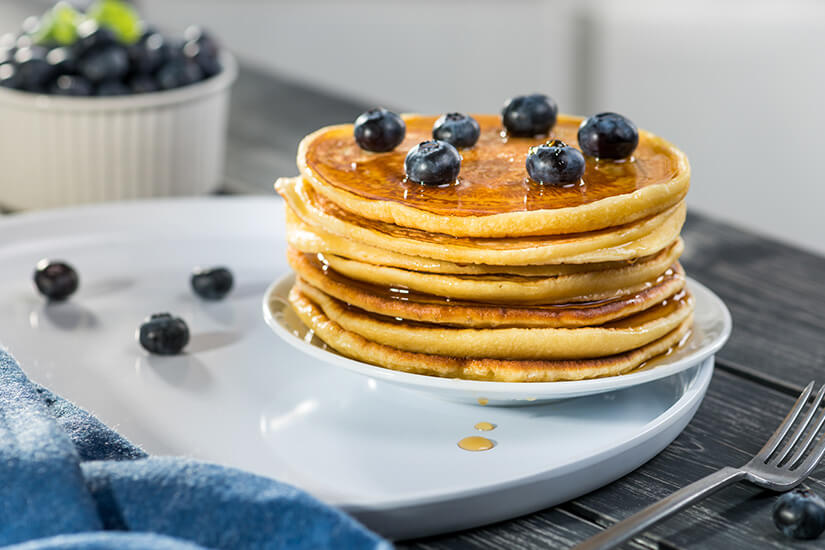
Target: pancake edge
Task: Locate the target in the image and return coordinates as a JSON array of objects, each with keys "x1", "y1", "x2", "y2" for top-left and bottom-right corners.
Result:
[{"x1": 286, "y1": 285, "x2": 695, "y2": 382}]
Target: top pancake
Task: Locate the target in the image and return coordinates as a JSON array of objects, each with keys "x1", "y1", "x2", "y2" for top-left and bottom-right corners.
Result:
[{"x1": 298, "y1": 114, "x2": 690, "y2": 238}]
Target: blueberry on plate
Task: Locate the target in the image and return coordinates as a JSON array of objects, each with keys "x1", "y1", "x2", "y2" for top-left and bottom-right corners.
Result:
[
  {"x1": 353, "y1": 108, "x2": 406, "y2": 152},
  {"x1": 78, "y1": 45, "x2": 129, "y2": 84},
  {"x1": 33, "y1": 259, "x2": 79, "y2": 301},
  {"x1": 526, "y1": 139, "x2": 586, "y2": 185},
  {"x1": 502, "y1": 94, "x2": 558, "y2": 137},
  {"x1": 50, "y1": 75, "x2": 93, "y2": 96},
  {"x1": 191, "y1": 266, "x2": 234, "y2": 300},
  {"x1": 773, "y1": 487, "x2": 825, "y2": 540},
  {"x1": 405, "y1": 140, "x2": 461, "y2": 185},
  {"x1": 96, "y1": 80, "x2": 130, "y2": 96},
  {"x1": 577, "y1": 112, "x2": 639, "y2": 159},
  {"x1": 432, "y1": 113, "x2": 480, "y2": 148},
  {"x1": 138, "y1": 313, "x2": 190, "y2": 355}
]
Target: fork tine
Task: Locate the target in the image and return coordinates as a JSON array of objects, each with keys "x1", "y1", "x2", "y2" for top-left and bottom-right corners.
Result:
[
  {"x1": 789, "y1": 416, "x2": 825, "y2": 482},
  {"x1": 788, "y1": 402, "x2": 825, "y2": 470},
  {"x1": 772, "y1": 384, "x2": 825, "y2": 465},
  {"x1": 756, "y1": 381, "x2": 814, "y2": 461}
]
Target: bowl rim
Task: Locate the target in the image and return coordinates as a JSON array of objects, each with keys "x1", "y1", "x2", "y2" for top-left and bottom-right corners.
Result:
[{"x1": 0, "y1": 51, "x2": 238, "y2": 111}]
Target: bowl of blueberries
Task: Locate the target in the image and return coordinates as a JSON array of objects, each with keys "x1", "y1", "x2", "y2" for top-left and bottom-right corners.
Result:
[{"x1": 0, "y1": 0, "x2": 237, "y2": 210}]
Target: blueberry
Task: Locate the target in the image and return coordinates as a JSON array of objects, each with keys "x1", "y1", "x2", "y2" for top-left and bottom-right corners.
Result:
[
  {"x1": 432, "y1": 113, "x2": 480, "y2": 148},
  {"x1": 526, "y1": 139, "x2": 586, "y2": 185},
  {"x1": 182, "y1": 40, "x2": 221, "y2": 78},
  {"x1": 127, "y1": 32, "x2": 167, "y2": 74},
  {"x1": 78, "y1": 45, "x2": 129, "y2": 83},
  {"x1": 191, "y1": 267, "x2": 234, "y2": 300},
  {"x1": 128, "y1": 74, "x2": 158, "y2": 94},
  {"x1": 51, "y1": 75, "x2": 93, "y2": 96},
  {"x1": 75, "y1": 20, "x2": 117, "y2": 55},
  {"x1": 502, "y1": 94, "x2": 558, "y2": 137},
  {"x1": 21, "y1": 16, "x2": 40, "y2": 36},
  {"x1": 353, "y1": 108, "x2": 406, "y2": 152},
  {"x1": 405, "y1": 140, "x2": 461, "y2": 185},
  {"x1": 773, "y1": 487, "x2": 825, "y2": 540},
  {"x1": 156, "y1": 59, "x2": 203, "y2": 90},
  {"x1": 0, "y1": 63, "x2": 23, "y2": 89},
  {"x1": 95, "y1": 80, "x2": 130, "y2": 96},
  {"x1": 46, "y1": 47, "x2": 78, "y2": 75},
  {"x1": 183, "y1": 26, "x2": 219, "y2": 60},
  {"x1": 577, "y1": 112, "x2": 639, "y2": 159},
  {"x1": 13, "y1": 47, "x2": 54, "y2": 92},
  {"x1": 138, "y1": 313, "x2": 190, "y2": 355},
  {"x1": 0, "y1": 32, "x2": 17, "y2": 53},
  {"x1": 155, "y1": 61, "x2": 184, "y2": 90},
  {"x1": 15, "y1": 34, "x2": 34, "y2": 51},
  {"x1": 33, "y1": 260, "x2": 79, "y2": 301}
]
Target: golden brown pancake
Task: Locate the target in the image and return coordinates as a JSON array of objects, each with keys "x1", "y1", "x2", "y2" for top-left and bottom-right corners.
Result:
[
  {"x1": 285, "y1": 285, "x2": 694, "y2": 382},
  {"x1": 286, "y1": 207, "x2": 679, "y2": 276},
  {"x1": 295, "y1": 281, "x2": 693, "y2": 360},
  {"x1": 288, "y1": 249, "x2": 687, "y2": 328},
  {"x1": 298, "y1": 114, "x2": 690, "y2": 237},
  {"x1": 314, "y1": 238, "x2": 683, "y2": 304},
  {"x1": 277, "y1": 176, "x2": 686, "y2": 266}
]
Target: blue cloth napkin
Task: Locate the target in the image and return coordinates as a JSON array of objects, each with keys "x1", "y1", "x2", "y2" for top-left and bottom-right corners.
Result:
[{"x1": 0, "y1": 350, "x2": 390, "y2": 550}]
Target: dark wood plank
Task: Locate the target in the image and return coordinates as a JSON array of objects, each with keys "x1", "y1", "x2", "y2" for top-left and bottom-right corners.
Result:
[
  {"x1": 682, "y1": 212, "x2": 825, "y2": 390},
  {"x1": 399, "y1": 508, "x2": 648, "y2": 550},
  {"x1": 565, "y1": 369, "x2": 825, "y2": 549},
  {"x1": 404, "y1": 370, "x2": 825, "y2": 549}
]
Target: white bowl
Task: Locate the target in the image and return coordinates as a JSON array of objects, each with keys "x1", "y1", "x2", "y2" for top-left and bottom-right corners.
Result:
[{"x1": 0, "y1": 53, "x2": 238, "y2": 210}]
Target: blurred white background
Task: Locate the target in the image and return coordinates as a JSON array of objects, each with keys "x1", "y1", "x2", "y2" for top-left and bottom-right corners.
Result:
[{"x1": 3, "y1": 0, "x2": 824, "y2": 254}]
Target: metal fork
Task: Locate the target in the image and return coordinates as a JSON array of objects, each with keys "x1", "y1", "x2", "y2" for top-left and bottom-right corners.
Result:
[{"x1": 576, "y1": 381, "x2": 825, "y2": 550}]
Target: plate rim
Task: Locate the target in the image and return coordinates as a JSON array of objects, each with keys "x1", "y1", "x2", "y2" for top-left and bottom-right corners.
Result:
[{"x1": 263, "y1": 273, "x2": 731, "y2": 399}]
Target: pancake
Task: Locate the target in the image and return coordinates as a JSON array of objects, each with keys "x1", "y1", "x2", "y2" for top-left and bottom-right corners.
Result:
[
  {"x1": 277, "y1": 176, "x2": 686, "y2": 266},
  {"x1": 295, "y1": 280, "x2": 693, "y2": 360},
  {"x1": 286, "y1": 208, "x2": 670, "y2": 277},
  {"x1": 288, "y1": 249, "x2": 687, "y2": 328},
  {"x1": 298, "y1": 114, "x2": 690, "y2": 238},
  {"x1": 286, "y1": 285, "x2": 695, "y2": 382},
  {"x1": 314, "y1": 238, "x2": 683, "y2": 304}
]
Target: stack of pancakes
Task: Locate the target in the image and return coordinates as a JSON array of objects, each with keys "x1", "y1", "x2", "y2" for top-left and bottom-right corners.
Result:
[{"x1": 275, "y1": 114, "x2": 693, "y2": 382}]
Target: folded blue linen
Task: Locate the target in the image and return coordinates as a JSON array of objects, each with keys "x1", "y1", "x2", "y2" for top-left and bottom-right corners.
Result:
[{"x1": 0, "y1": 350, "x2": 390, "y2": 550}]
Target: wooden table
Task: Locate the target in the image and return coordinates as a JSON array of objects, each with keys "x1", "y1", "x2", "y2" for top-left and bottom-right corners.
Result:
[{"x1": 227, "y1": 64, "x2": 825, "y2": 549}]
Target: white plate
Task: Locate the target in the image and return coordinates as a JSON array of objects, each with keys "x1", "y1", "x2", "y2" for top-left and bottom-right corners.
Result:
[
  {"x1": 265, "y1": 274, "x2": 730, "y2": 406},
  {"x1": 0, "y1": 198, "x2": 720, "y2": 539}
]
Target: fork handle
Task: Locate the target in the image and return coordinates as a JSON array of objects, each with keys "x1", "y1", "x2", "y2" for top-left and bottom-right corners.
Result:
[{"x1": 574, "y1": 466, "x2": 747, "y2": 550}]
